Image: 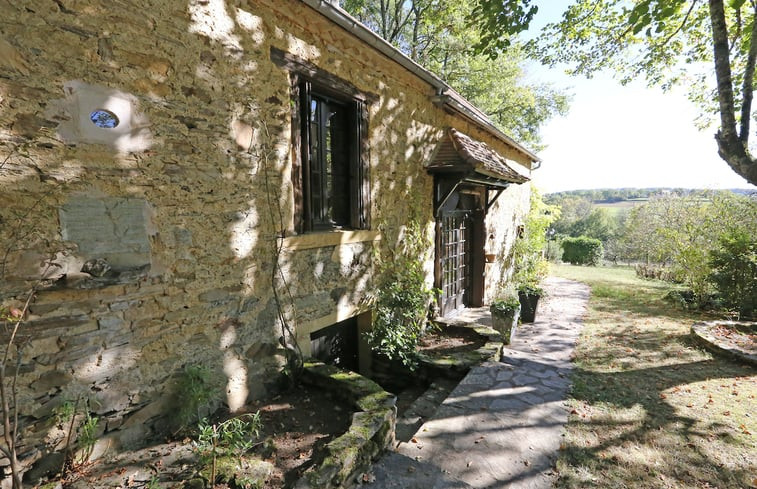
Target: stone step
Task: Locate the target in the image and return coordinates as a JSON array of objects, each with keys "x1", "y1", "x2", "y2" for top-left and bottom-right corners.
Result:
[{"x1": 395, "y1": 378, "x2": 458, "y2": 442}]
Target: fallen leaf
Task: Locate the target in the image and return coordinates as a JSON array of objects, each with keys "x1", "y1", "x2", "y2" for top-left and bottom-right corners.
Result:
[{"x1": 411, "y1": 437, "x2": 418, "y2": 443}]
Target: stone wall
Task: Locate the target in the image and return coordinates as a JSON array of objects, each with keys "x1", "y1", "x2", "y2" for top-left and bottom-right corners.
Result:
[{"x1": 0, "y1": 0, "x2": 533, "y2": 480}]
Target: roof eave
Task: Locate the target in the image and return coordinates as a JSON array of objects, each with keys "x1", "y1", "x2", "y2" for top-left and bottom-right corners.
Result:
[{"x1": 298, "y1": 0, "x2": 542, "y2": 165}]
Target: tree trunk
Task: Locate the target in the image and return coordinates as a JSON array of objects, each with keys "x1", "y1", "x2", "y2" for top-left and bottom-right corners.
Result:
[{"x1": 708, "y1": 0, "x2": 757, "y2": 185}]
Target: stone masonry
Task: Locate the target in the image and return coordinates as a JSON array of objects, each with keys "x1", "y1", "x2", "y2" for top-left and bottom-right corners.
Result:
[{"x1": 0, "y1": 0, "x2": 534, "y2": 481}]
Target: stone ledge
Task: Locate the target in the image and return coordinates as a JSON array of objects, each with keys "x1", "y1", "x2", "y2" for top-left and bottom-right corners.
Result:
[
  {"x1": 417, "y1": 322, "x2": 505, "y2": 379},
  {"x1": 691, "y1": 321, "x2": 757, "y2": 366},
  {"x1": 296, "y1": 361, "x2": 396, "y2": 489}
]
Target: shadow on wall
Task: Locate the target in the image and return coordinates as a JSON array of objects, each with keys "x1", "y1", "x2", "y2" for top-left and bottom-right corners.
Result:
[
  {"x1": 0, "y1": 0, "x2": 383, "y2": 476},
  {"x1": 0, "y1": 0, "x2": 478, "y2": 480}
]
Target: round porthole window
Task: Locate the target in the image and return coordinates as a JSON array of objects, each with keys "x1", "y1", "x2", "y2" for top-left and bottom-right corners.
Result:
[{"x1": 90, "y1": 109, "x2": 120, "y2": 129}]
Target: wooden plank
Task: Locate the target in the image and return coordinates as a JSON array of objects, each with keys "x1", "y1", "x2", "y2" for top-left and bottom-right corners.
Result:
[{"x1": 270, "y1": 47, "x2": 379, "y2": 103}]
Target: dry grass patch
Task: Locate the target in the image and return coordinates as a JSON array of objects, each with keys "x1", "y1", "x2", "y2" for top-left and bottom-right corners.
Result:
[{"x1": 552, "y1": 264, "x2": 757, "y2": 489}]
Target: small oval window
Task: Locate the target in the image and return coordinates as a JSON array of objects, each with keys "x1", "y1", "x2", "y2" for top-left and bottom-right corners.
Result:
[{"x1": 90, "y1": 109, "x2": 119, "y2": 129}]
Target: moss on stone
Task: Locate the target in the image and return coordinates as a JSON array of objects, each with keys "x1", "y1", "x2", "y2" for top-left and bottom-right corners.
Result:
[
  {"x1": 38, "y1": 482, "x2": 62, "y2": 489},
  {"x1": 199, "y1": 455, "x2": 273, "y2": 488}
]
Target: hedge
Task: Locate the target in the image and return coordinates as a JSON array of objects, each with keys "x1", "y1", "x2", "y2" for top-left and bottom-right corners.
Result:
[{"x1": 561, "y1": 236, "x2": 603, "y2": 266}]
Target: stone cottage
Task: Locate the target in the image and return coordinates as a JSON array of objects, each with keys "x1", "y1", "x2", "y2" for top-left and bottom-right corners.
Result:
[{"x1": 0, "y1": 0, "x2": 539, "y2": 479}]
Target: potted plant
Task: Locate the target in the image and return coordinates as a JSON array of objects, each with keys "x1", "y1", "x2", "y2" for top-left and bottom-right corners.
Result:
[
  {"x1": 517, "y1": 283, "x2": 543, "y2": 323},
  {"x1": 511, "y1": 188, "x2": 559, "y2": 323},
  {"x1": 490, "y1": 295, "x2": 521, "y2": 344}
]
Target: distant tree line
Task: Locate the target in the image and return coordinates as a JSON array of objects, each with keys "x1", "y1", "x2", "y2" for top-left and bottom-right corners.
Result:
[{"x1": 546, "y1": 187, "x2": 754, "y2": 204}]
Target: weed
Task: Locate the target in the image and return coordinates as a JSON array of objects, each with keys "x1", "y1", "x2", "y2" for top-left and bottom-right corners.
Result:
[
  {"x1": 194, "y1": 412, "x2": 262, "y2": 486},
  {"x1": 76, "y1": 412, "x2": 99, "y2": 463},
  {"x1": 174, "y1": 364, "x2": 219, "y2": 433}
]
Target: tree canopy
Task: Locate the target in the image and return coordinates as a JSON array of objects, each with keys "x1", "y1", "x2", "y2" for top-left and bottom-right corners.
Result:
[
  {"x1": 340, "y1": 0, "x2": 567, "y2": 147},
  {"x1": 533, "y1": 0, "x2": 757, "y2": 185}
]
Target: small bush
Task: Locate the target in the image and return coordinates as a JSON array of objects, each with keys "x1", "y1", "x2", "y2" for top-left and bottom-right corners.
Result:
[
  {"x1": 561, "y1": 236, "x2": 603, "y2": 266},
  {"x1": 634, "y1": 263, "x2": 679, "y2": 282},
  {"x1": 366, "y1": 221, "x2": 436, "y2": 369},
  {"x1": 709, "y1": 230, "x2": 757, "y2": 319}
]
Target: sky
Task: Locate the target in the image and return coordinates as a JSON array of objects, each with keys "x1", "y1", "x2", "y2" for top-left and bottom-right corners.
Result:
[{"x1": 525, "y1": 3, "x2": 757, "y2": 193}]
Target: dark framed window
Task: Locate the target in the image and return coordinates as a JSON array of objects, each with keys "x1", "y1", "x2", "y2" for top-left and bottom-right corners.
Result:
[
  {"x1": 271, "y1": 47, "x2": 373, "y2": 234},
  {"x1": 293, "y1": 81, "x2": 370, "y2": 233}
]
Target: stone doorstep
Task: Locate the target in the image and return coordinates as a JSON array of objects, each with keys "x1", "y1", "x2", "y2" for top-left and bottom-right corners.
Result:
[{"x1": 691, "y1": 321, "x2": 757, "y2": 366}]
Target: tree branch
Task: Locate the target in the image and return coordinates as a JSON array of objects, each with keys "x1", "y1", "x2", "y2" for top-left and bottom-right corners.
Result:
[{"x1": 662, "y1": 0, "x2": 700, "y2": 47}]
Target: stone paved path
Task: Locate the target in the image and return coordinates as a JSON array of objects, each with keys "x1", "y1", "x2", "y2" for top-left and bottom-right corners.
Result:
[{"x1": 363, "y1": 277, "x2": 589, "y2": 489}]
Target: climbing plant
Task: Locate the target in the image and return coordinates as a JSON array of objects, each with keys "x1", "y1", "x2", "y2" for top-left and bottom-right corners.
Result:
[
  {"x1": 365, "y1": 221, "x2": 436, "y2": 368},
  {"x1": 512, "y1": 187, "x2": 560, "y2": 287}
]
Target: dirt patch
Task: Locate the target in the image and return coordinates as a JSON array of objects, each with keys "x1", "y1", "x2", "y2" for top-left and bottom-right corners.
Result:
[
  {"x1": 38, "y1": 383, "x2": 352, "y2": 489},
  {"x1": 709, "y1": 323, "x2": 757, "y2": 355},
  {"x1": 250, "y1": 383, "x2": 353, "y2": 488},
  {"x1": 418, "y1": 326, "x2": 486, "y2": 357}
]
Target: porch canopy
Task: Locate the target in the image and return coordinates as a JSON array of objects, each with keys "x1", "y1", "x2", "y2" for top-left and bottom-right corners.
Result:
[{"x1": 427, "y1": 128, "x2": 530, "y2": 215}]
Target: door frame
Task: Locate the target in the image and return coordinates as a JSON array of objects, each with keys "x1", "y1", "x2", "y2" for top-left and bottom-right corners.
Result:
[{"x1": 434, "y1": 178, "x2": 485, "y2": 317}]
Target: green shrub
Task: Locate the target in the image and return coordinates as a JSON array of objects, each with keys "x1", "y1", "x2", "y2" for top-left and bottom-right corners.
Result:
[
  {"x1": 513, "y1": 187, "x2": 560, "y2": 287},
  {"x1": 709, "y1": 230, "x2": 757, "y2": 319},
  {"x1": 561, "y1": 236, "x2": 603, "y2": 266},
  {"x1": 366, "y1": 221, "x2": 436, "y2": 369}
]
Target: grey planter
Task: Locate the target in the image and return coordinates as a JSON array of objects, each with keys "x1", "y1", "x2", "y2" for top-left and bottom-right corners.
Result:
[{"x1": 490, "y1": 307, "x2": 520, "y2": 344}]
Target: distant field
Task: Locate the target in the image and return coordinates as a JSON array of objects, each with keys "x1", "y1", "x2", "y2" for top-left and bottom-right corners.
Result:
[{"x1": 593, "y1": 199, "x2": 647, "y2": 215}]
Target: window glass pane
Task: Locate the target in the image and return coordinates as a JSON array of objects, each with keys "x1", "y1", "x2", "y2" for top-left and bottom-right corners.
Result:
[
  {"x1": 310, "y1": 99, "x2": 318, "y2": 122},
  {"x1": 304, "y1": 91, "x2": 358, "y2": 229}
]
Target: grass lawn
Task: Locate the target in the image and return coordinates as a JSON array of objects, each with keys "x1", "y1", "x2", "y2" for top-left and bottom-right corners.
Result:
[{"x1": 551, "y1": 263, "x2": 757, "y2": 489}]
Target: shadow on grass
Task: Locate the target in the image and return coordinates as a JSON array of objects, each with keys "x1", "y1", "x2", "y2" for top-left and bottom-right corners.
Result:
[{"x1": 559, "y1": 356, "x2": 756, "y2": 488}]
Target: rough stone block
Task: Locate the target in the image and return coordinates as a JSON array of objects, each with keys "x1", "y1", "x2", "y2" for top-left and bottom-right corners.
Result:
[{"x1": 30, "y1": 370, "x2": 74, "y2": 392}]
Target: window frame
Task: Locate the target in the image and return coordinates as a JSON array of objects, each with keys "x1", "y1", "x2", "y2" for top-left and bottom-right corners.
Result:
[
  {"x1": 272, "y1": 47, "x2": 373, "y2": 235},
  {"x1": 296, "y1": 79, "x2": 370, "y2": 233}
]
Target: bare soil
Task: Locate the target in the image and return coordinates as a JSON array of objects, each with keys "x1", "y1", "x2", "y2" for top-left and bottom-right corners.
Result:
[
  {"x1": 709, "y1": 323, "x2": 757, "y2": 355},
  {"x1": 418, "y1": 325, "x2": 486, "y2": 356},
  {"x1": 38, "y1": 383, "x2": 352, "y2": 489},
  {"x1": 250, "y1": 383, "x2": 352, "y2": 488}
]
